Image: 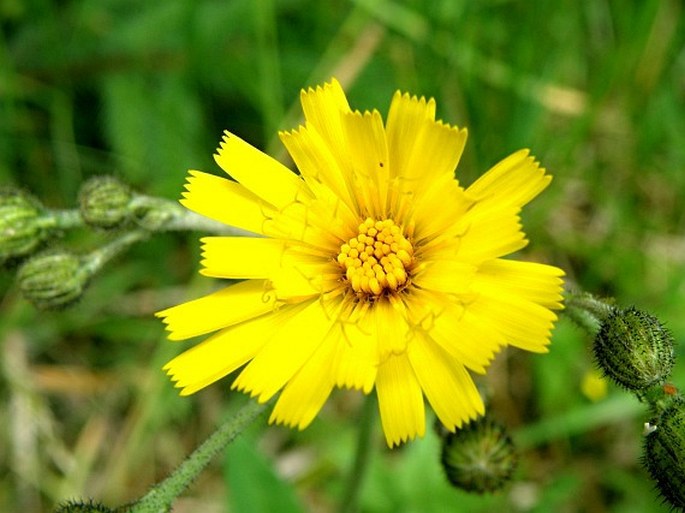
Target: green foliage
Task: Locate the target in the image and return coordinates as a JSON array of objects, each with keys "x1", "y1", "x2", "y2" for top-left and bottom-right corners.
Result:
[
  {"x1": 224, "y1": 434, "x2": 306, "y2": 513},
  {"x1": 1, "y1": 0, "x2": 684, "y2": 512}
]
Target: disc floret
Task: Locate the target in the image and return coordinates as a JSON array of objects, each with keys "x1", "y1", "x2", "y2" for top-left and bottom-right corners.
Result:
[{"x1": 337, "y1": 217, "x2": 413, "y2": 298}]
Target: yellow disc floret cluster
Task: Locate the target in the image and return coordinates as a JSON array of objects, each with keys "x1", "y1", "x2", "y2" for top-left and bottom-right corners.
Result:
[{"x1": 337, "y1": 218, "x2": 414, "y2": 298}]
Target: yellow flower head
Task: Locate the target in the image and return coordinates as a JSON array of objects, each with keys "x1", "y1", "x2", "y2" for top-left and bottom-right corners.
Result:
[{"x1": 157, "y1": 79, "x2": 565, "y2": 447}]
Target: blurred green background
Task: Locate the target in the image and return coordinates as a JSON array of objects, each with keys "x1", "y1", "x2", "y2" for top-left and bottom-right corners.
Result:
[{"x1": 1, "y1": 0, "x2": 684, "y2": 512}]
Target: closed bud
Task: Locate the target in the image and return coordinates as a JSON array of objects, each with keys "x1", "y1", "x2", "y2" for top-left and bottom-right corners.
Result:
[
  {"x1": 18, "y1": 250, "x2": 90, "y2": 309},
  {"x1": 0, "y1": 188, "x2": 49, "y2": 263},
  {"x1": 79, "y1": 176, "x2": 132, "y2": 229},
  {"x1": 440, "y1": 416, "x2": 517, "y2": 494},
  {"x1": 643, "y1": 397, "x2": 685, "y2": 510},
  {"x1": 594, "y1": 307, "x2": 674, "y2": 391},
  {"x1": 53, "y1": 499, "x2": 117, "y2": 513}
]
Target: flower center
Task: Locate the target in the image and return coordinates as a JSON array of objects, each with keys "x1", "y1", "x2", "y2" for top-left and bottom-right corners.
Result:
[{"x1": 337, "y1": 217, "x2": 413, "y2": 298}]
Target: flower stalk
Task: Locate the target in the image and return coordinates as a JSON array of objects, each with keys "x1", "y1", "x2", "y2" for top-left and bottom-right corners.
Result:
[
  {"x1": 564, "y1": 291, "x2": 616, "y2": 334},
  {"x1": 338, "y1": 395, "x2": 376, "y2": 513},
  {"x1": 125, "y1": 399, "x2": 266, "y2": 513},
  {"x1": 84, "y1": 230, "x2": 148, "y2": 275},
  {"x1": 47, "y1": 209, "x2": 85, "y2": 230},
  {"x1": 52, "y1": 400, "x2": 267, "y2": 513},
  {"x1": 128, "y1": 195, "x2": 238, "y2": 234}
]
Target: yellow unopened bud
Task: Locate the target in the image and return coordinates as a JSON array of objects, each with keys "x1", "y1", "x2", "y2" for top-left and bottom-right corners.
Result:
[{"x1": 580, "y1": 369, "x2": 608, "y2": 402}]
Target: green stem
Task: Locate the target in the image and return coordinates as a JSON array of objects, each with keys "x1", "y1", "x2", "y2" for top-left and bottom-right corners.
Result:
[
  {"x1": 564, "y1": 291, "x2": 616, "y2": 335},
  {"x1": 126, "y1": 400, "x2": 267, "y2": 513},
  {"x1": 338, "y1": 395, "x2": 376, "y2": 513},
  {"x1": 636, "y1": 384, "x2": 681, "y2": 414},
  {"x1": 164, "y1": 209, "x2": 243, "y2": 234},
  {"x1": 83, "y1": 230, "x2": 148, "y2": 275},
  {"x1": 38, "y1": 198, "x2": 250, "y2": 235},
  {"x1": 129, "y1": 195, "x2": 248, "y2": 234},
  {"x1": 42, "y1": 209, "x2": 84, "y2": 230},
  {"x1": 514, "y1": 394, "x2": 644, "y2": 449}
]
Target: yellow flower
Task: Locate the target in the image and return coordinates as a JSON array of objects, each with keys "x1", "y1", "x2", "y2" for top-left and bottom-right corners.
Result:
[
  {"x1": 157, "y1": 79, "x2": 564, "y2": 447},
  {"x1": 581, "y1": 369, "x2": 608, "y2": 402}
]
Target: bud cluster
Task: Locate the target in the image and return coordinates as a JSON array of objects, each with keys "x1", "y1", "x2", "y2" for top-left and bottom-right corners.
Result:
[
  {"x1": 591, "y1": 303, "x2": 683, "y2": 511},
  {"x1": 0, "y1": 176, "x2": 157, "y2": 309},
  {"x1": 3, "y1": 175, "x2": 232, "y2": 309}
]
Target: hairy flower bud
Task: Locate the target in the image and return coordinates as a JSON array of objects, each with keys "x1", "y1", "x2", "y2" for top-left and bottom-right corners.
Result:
[
  {"x1": 0, "y1": 188, "x2": 49, "y2": 263},
  {"x1": 440, "y1": 417, "x2": 517, "y2": 494},
  {"x1": 79, "y1": 176, "x2": 132, "y2": 229},
  {"x1": 18, "y1": 250, "x2": 90, "y2": 309},
  {"x1": 53, "y1": 499, "x2": 117, "y2": 513},
  {"x1": 594, "y1": 307, "x2": 675, "y2": 391},
  {"x1": 643, "y1": 397, "x2": 685, "y2": 510}
]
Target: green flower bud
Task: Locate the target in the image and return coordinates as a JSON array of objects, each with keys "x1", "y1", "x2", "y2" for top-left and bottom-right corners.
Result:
[
  {"x1": 53, "y1": 499, "x2": 117, "y2": 513},
  {"x1": 643, "y1": 397, "x2": 685, "y2": 510},
  {"x1": 0, "y1": 188, "x2": 49, "y2": 263},
  {"x1": 593, "y1": 307, "x2": 675, "y2": 391},
  {"x1": 79, "y1": 176, "x2": 132, "y2": 229},
  {"x1": 440, "y1": 417, "x2": 517, "y2": 494},
  {"x1": 18, "y1": 250, "x2": 90, "y2": 309}
]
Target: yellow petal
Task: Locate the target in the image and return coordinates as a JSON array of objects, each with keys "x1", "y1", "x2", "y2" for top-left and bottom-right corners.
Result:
[
  {"x1": 384, "y1": 93, "x2": 470, "y2": 231},
  {"x1": 341, "y1": 109, "x2": 389, "y2": 217},
  {"x1": 200, "y1": 237, "x2": 287, "y2": 279},
  {"x1": 156, "y1": 280, "x2": 274, "y2": 340},
  {"x1": 386, "y1": 92, "x2": 468, "y2": 193},
  {"x1": 214, "y1": 131, "x2": 310, "y2": 209},
  {"x1": 376, "y1": 353, "x2": 425, "y2": 447},
  {"x1": 232, "y1": 299, "x2": 338, "y2": 403},
  {"x1": 455, "y1": 206, "x2": 527, "y2": 261},
  {"x1": 386, "y1": 92, "x2": 436, "y2": 171},
  {"x1": 410, "y1": 180, "x2": 472, "y2": 245},
  {"x1": 416, "y1": 294, "x2": 504, "y2": 374},
  {"x1": 411, "y1": 260, "x2": 477, "y2": 295},
  {"x1": 299, "y1": 78, "x2": 351, "y2": 155},
  {"x1": 163, "y1": 311, "x2": 281, "y2": 395},
  {"x1": 180, "y1": 170, "x2": 276, "y2": 236},
  {"x1": 332, "y1": 322, "x2": 378, "y2": 393},
  {"x1": 408, "y1": 334, "x2": 484, "y2": 431},
  {"x1": 342, "y1": 300, "x2": 411, "y2": 366},
  {"x1": 476, "y1": 259, "x2": 565, "y2": 309},
  {"x1": 279, "y1": 125, "x2": 356, "y2": 214},
  {"x1": 267, "y1": 199, "x2": 347, "y2": 252},
  {"x1": 268, "y1": 259, "x2": 334, "y2": 302},
  {"x1": 373, "y1": 298, "x2": 411, "y2": 360},
  {"x1": 466, "y1": 291, "x2": 558, "y2": 353},
  {"x1": 269, "y1": 337, "x2": 336, "y2": 430},
  {"x1": 466, "y1": 149, "x2": 551, "y2": 209}
]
